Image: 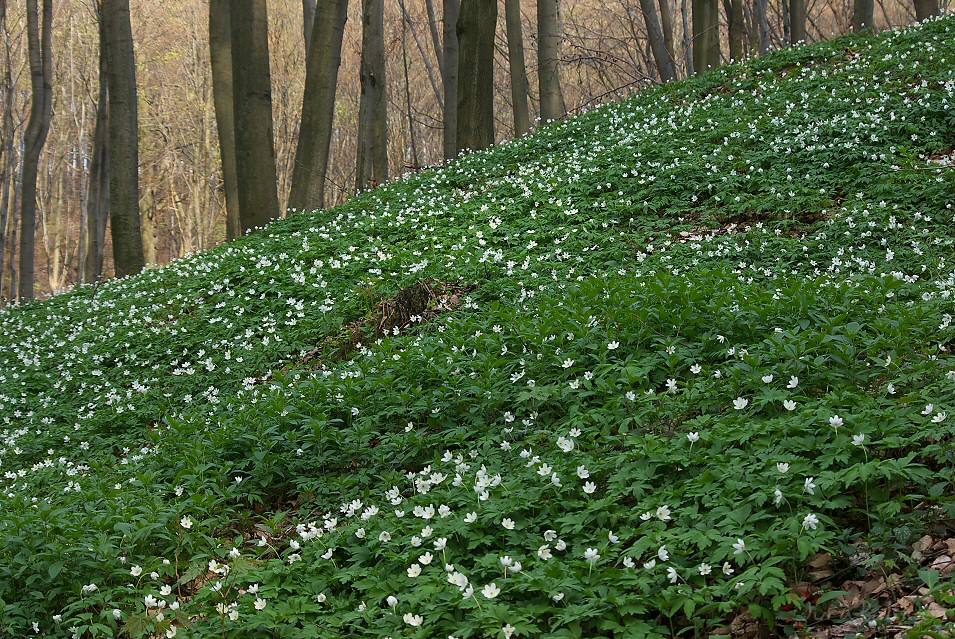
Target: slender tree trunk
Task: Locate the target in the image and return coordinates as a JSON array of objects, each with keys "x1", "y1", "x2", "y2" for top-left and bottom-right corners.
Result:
[
  {"x1": 538, "y1": 0, "x2": 565, "y2": 122},
  {"x1": 356, "y1": 0, "x2": 387, "y2": 191},
  {"x1": 681, "y1": 0, "x2": 694, "y2": 75},
  {"x1": 17, "y1": 0, "x2": 52, "y2": 301},
  {"x1": 103, "y1": 0, "x2": 145, "y2": 278},
  {"x1": 231, "y1": 0, "x2": 281, "y2": 227},
  {"x1": 425, "y1": 0, "x2": 444, "y2": 75},
  {"x1": 789, "y1": 0, "x2": 806, "y2": 43},
  {"x1": 0, "y1": 0, "x2": 14, "y2": 296},
  {"x1": 456, "y1": 0, "x2": 496, "y2": 152},
  {"x1": 639, "y1": 0, "x2": 677, "y2": 81},
  {"x1": 209, "y1": 0, "x2": 240, "y2": 240},
  {"x1": 852, "y1": 0, "x2": 874, "y2": 30},
  {"x1": 399, "y1": 0, "x2": 420, "y2": 169},
  {"x1": 288, "y1": 0, "x2": 348, "y2": 213},
  {"x1": 691, "y1": 0, "x2": 720, "y2": 74},
  {"x1": 913, "y1": 0, "x2": 939, "y2": 20},
  {"x1": 398, "y1": 1, "x2": 444, "y2": 109},
  {"x1": 754, "y1": 0, "x2": 769, "y2": 54},
  {"x1": 442, "y1": 0, "x2": 460, "y2": 160},
  {"x1": 504, "y1": 0, "x2": 530, "y2": 134},
  {"x1": 658, "y1": 0, "x2": 676, "y2": 72},
  {"x1": 84, "y1": 9, "x2": 109, "y2": 283},
  {"x1": 303, "y1": 0, "x2": 317, "y2": 51}
]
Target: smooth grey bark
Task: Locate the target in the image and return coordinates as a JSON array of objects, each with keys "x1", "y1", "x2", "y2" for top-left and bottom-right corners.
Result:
[
  {"x1": 789, "y1": 0, "x2": 806, "y2": 43},
  {"x1": 537, "y1": 0, "x2": 565, "y2": 122},
  {"x1": 456, "y1": 0, "x2": 496, "y2": 152},
  {"x1": 754, "y1": 0, "x2": 769, "y2": 54},
  {"x1": 209, "y1": 0, "x2": 240, "y2": 240},
  {"x1": 658, "y1": 0, "x2": 676, "y2": 72},
  {"x1": 288, "y1": 0, "x2": 348, "y2": 212},
  {"x1": 442, "y1": 0, "x2": 460, "y2": 160},
  {"x1": 691, "y1": 0, "x2": 720, "y2": 74},
  {"x1": 231, "y1": 0, "x2": 281, "y2": 227},
  {"x1": 398, "y1": 0, "x2": 419, "y2": 169},
  {"x1": 852, "y1": 0, "x2": 874, "y2": 30},
  {"x1": 724, "y1": 0, "x2": 745, "y2": 57},
  {"x1": 356, "y1": 0, "x2": 387, "y2": 191},
  {"x1": 639, "y1": 0, "x2": 677, "y2": 82},
  {"x1": 913, "y1": 0, "x2": 939, "y2": 20},
  {"x1": 303, "y1": 0, "x2": 317, "y2": 51},
  {"x1": 504, "y1": 0, "x2": 530, "y2": 135},
  {"x1": 84, "y1": 10, "x2": 109, "y2": 283},
  {"x1": 103, "y1": 0, "x2": 145, "y2": 278},
  {"x1": 425, "y1": 0, "x2": 444, "y2": 75},
  {"x1": 17, "y1": 0, "x2": 53, "y2": 300},
  {"x1": 0, "y1": 0, "x2": 13, "y2": 294}
]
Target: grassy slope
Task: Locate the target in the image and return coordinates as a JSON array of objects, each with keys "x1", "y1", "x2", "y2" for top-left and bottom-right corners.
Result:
[{"x1": 1, "y1": 17, "x2": 955, "y2": 639}]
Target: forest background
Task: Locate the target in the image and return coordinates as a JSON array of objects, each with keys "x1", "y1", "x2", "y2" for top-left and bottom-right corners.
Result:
[{"x1": 0, "y1": 0, "x2": 943, "y2": 299}]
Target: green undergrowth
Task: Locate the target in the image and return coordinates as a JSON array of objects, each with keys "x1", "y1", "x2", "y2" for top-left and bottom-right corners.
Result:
[{"x1": 1, "y1": 15, "x2": 955, "y2": 639}]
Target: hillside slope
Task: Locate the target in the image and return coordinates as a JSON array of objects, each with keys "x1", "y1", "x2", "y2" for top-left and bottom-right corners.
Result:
[{"x1": 1, "y1": 17, "x2": 955, "y2": 639}]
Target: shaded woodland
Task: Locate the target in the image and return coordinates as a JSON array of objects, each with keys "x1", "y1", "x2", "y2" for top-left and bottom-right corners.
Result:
[{"x1": 0, "y1": 0, "x2": 943, "y2": 299}]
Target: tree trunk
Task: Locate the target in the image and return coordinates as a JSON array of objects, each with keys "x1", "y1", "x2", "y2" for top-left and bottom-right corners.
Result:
[
  {"x1": 753, "y1": 0, "x2": 769, "y2": 54},
  {"x1": 852, "y1": 0, "x2": 874, "y2": 30},
  {"x1": 84, "y1": 9, "x2": 109, "y2": 283},
  {"x1": 913, "y1": 0, "x2": 939, "y2": 21},
  {"x1": 691, "y1": 0, "x2": 720, "y2": 74},
  {"x1": 425, "y1": 0, "x2": 444, "y2": 75},
  {"x1": 639, "y1": 0, "x2": 677, "y2": 82},
  {"x1": 442, "y1": 0, "x2": 460, "y2": 160},
  {"x1": 231, "y1": 0, "x2": 281, "y2": 227},
  {"x1": 658, "y1": 0, "x2": 676, "y2": 72},
  {"x1": 504, "y1": 0, "x2": 531, "y2": 134},
  {"x1": 356, "y1": 0, "x2": 387, "y2": 191},
  {"x1": 288, "y1": 0, "x2": 348, "y2": 213},
  {"x1": 456, "y1": 0, "x2": 496, "y2": 152},
  {"x1": 0, "y1": 0, "x2": 14, "y2": 295},
  {"x1": 303, "y1": 0, "x2": 317, "y2": 51},
  {"x1": 538, "y1": 0, "x2": 565, "y2": 122},
  {"x1": 17, "y1": 0, "x2": 52, "y2": 301},
  {"x1": 209, "y1": 0, "x2": 240, "y2": 240},
  {"x1": 399, "y1": 0, "x2": 420, "y2": 169},
  {"x1": 725, "y1": 0, "x2": 745, "y2": 58},
  {"x1": 789, "y1": 0, "x2": 805, "y2": 43},
  {"x1": 103, "y1": 0, "x2": 145, "y2": 279}
]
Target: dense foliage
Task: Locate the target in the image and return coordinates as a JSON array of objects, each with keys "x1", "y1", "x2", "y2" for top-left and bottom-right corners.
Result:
[{"x1": 1, "y1": 16, "x2": 954, "y2": 638}]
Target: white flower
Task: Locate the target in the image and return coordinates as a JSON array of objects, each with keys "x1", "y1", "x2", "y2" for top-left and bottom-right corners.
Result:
[
  {"x1": 932, "y1": 412, "x2": 947, "y2": 423},
  {"x1": 500, "y1": 556, "x2": 513, "y2": 568},
  {"x1": 761, "y1": 375, "x2": 774, "y2": 384},
  {"x1": 804, "y1": 477, "x2": 816, "y2": 495},
  {"x1": 555, "y1": 539, "x2": 566, "y2": 551},
  {"x1": 165, "y1": 627, "x2": 177, "y2": 638},
  {"x1": 733, "y1": 538, "x2": 746, "y2": 554},
  {"x1": 511, "y1": 561, "x2": 522, "y2": 573},
  {"x1": 387, "y1": 595, "x2": 398, "y2": 608},
  {"x1": 622, "y1": 557, "x2": 635, "y2": 568},
  {"x1": 774, "y1": 488, "x2": 783, "y2": 505},
  {"x1": 321, "y1": 548, "x2": 334, "y2": 560},
  {"x1": 248, "y1": 583, "x2": 259, "y2": 594},
  {"x1": 783, "y1": 400, "x2": 797, "y2": 411},
  {"x1": 643, "y1": 559, "x2": 656, "y2": 570},
  {"x1": 418, "y1": 552, "x2": 434, "y2": 565},
  {"x1": 787, "y1": 376, "x2": 799, "y2": 389},
  {"x1": 130, "y1": 565, "x2": 143, "y2": 577},
  {"x1": 722, "y1": 562, "x2": 734, "y2": 575},
  {"x1": 538, "y1": 545, "x2": 552, "y2": 560},
  {"x1": 464, "y1": 512, "x2": 477, "y2": 523},
  {"x1": 582, "y1": 481, "x2": 596, "y2": 494},
  {"x1": 657, "y1": 545, "x2": 669, "y2": 561},
  {"x1": 687, "y1": 432, "x2": 700, "y2": 443},
  {"x1": 254, "y1": 598, "x2": 266, "y2": 610},
  {"x1": 656, "y1": 505, "x2": 671, "y2": 521},
  {"x1": 569, "y1": 428, "x2": 581, "y2": 437},
  {"x1": 160, "y1": 585, "x2": 172, "y2": 596},
  {"x1": 410, "y1": 536, "x2": 422, "y2": 547},
  {"x1": 316, "y1": 593, "x2": 326, "y2": 603},
  {"x1": 556, "y1": 436, "x2": 575, "y2": 452},
  {"x1": 667, "y1": 567, "x2": 679, "y2": 583},
  {"x1": 502, "y1": 623, "x2": 516, "y2": 639},
  {"x1": 552, "y1": 592, "x2": 565, "y2": 601},
  {"x1": 482, "y1": 582, "x2": 501, "y2": 598},
  {"x1": 698, "y1": 563, "x2": 712, "y2": 576},
  {"x1": 407, "y1": 564, "x2": 422, "y2": 578},
  {"x1": 403, "y1": 613, "x2": 423, "y2": 627},
  {"x1": 562, "y1": 358, "x2": 575, "y2": 368},
  {"x1": 438, "y1": 504, "x2": 451, "y2": 517},
  {"x1": 434, "y1": 537, "x2": 447, "y2": 551},
  {"x1": 802, "y1": 513, "x2": 819, "y2": 530},
  {"x1": 733, "y1": 397, "x2": 749, "y2": 410},
  {"x1": 379, "y1": 531, "x2": 392, "y2": 542},
  {"x1": 852, "y1": 433, "x2": 865, "y2": 446},
  {"x1": 355, "y1": 528, "x2": 366, "y2": 539},
  {"x1": 829, "y1": 415, "x2": 844, "y2": 428},
  {"x1": 640, "y1": 511, "x2": 652, "y2": 521},
  {"x1": 690, "y1": 364, "x2": 702, "y2": 374},
  {"x1": 607, "y1": 341, "x2": 620, "y2": 350},
  {"x1": 584, "y1": 548, "x2": 600, "y2": 565},
  {"x1": 576, "y1": 465, "x2": 590, "y2": 479},
  {"x1": 502, "y1": 518, "x2": 515, "y2": 530},
  {"x1": 922, "y1": 403, "x2": 935, "y2": 416},
  {"x1": 448, "y1": 572, "x2": 469, "y2": 589},
  {"x1": 776, "y1": 463, "x2": 789, "y2": 473},
  {"x1": 179, "y1": 516, "x2": 193, "y2": 529},
  {"x1": 608, "y1": 530, "x2": 619, "y2": 544},
  {"x1": 544, "y1": 529, "x2": 557, "y2": 541}
]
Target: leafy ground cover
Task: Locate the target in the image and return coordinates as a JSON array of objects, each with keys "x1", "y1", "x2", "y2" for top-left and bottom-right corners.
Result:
[{"x1": 1, "y1": 15, "x2": 955, "y2": 639}]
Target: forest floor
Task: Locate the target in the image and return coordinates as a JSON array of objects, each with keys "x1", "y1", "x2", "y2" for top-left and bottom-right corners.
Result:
[{"x1": 1, "y1": 15, "x2": 954, "y2": 639}]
